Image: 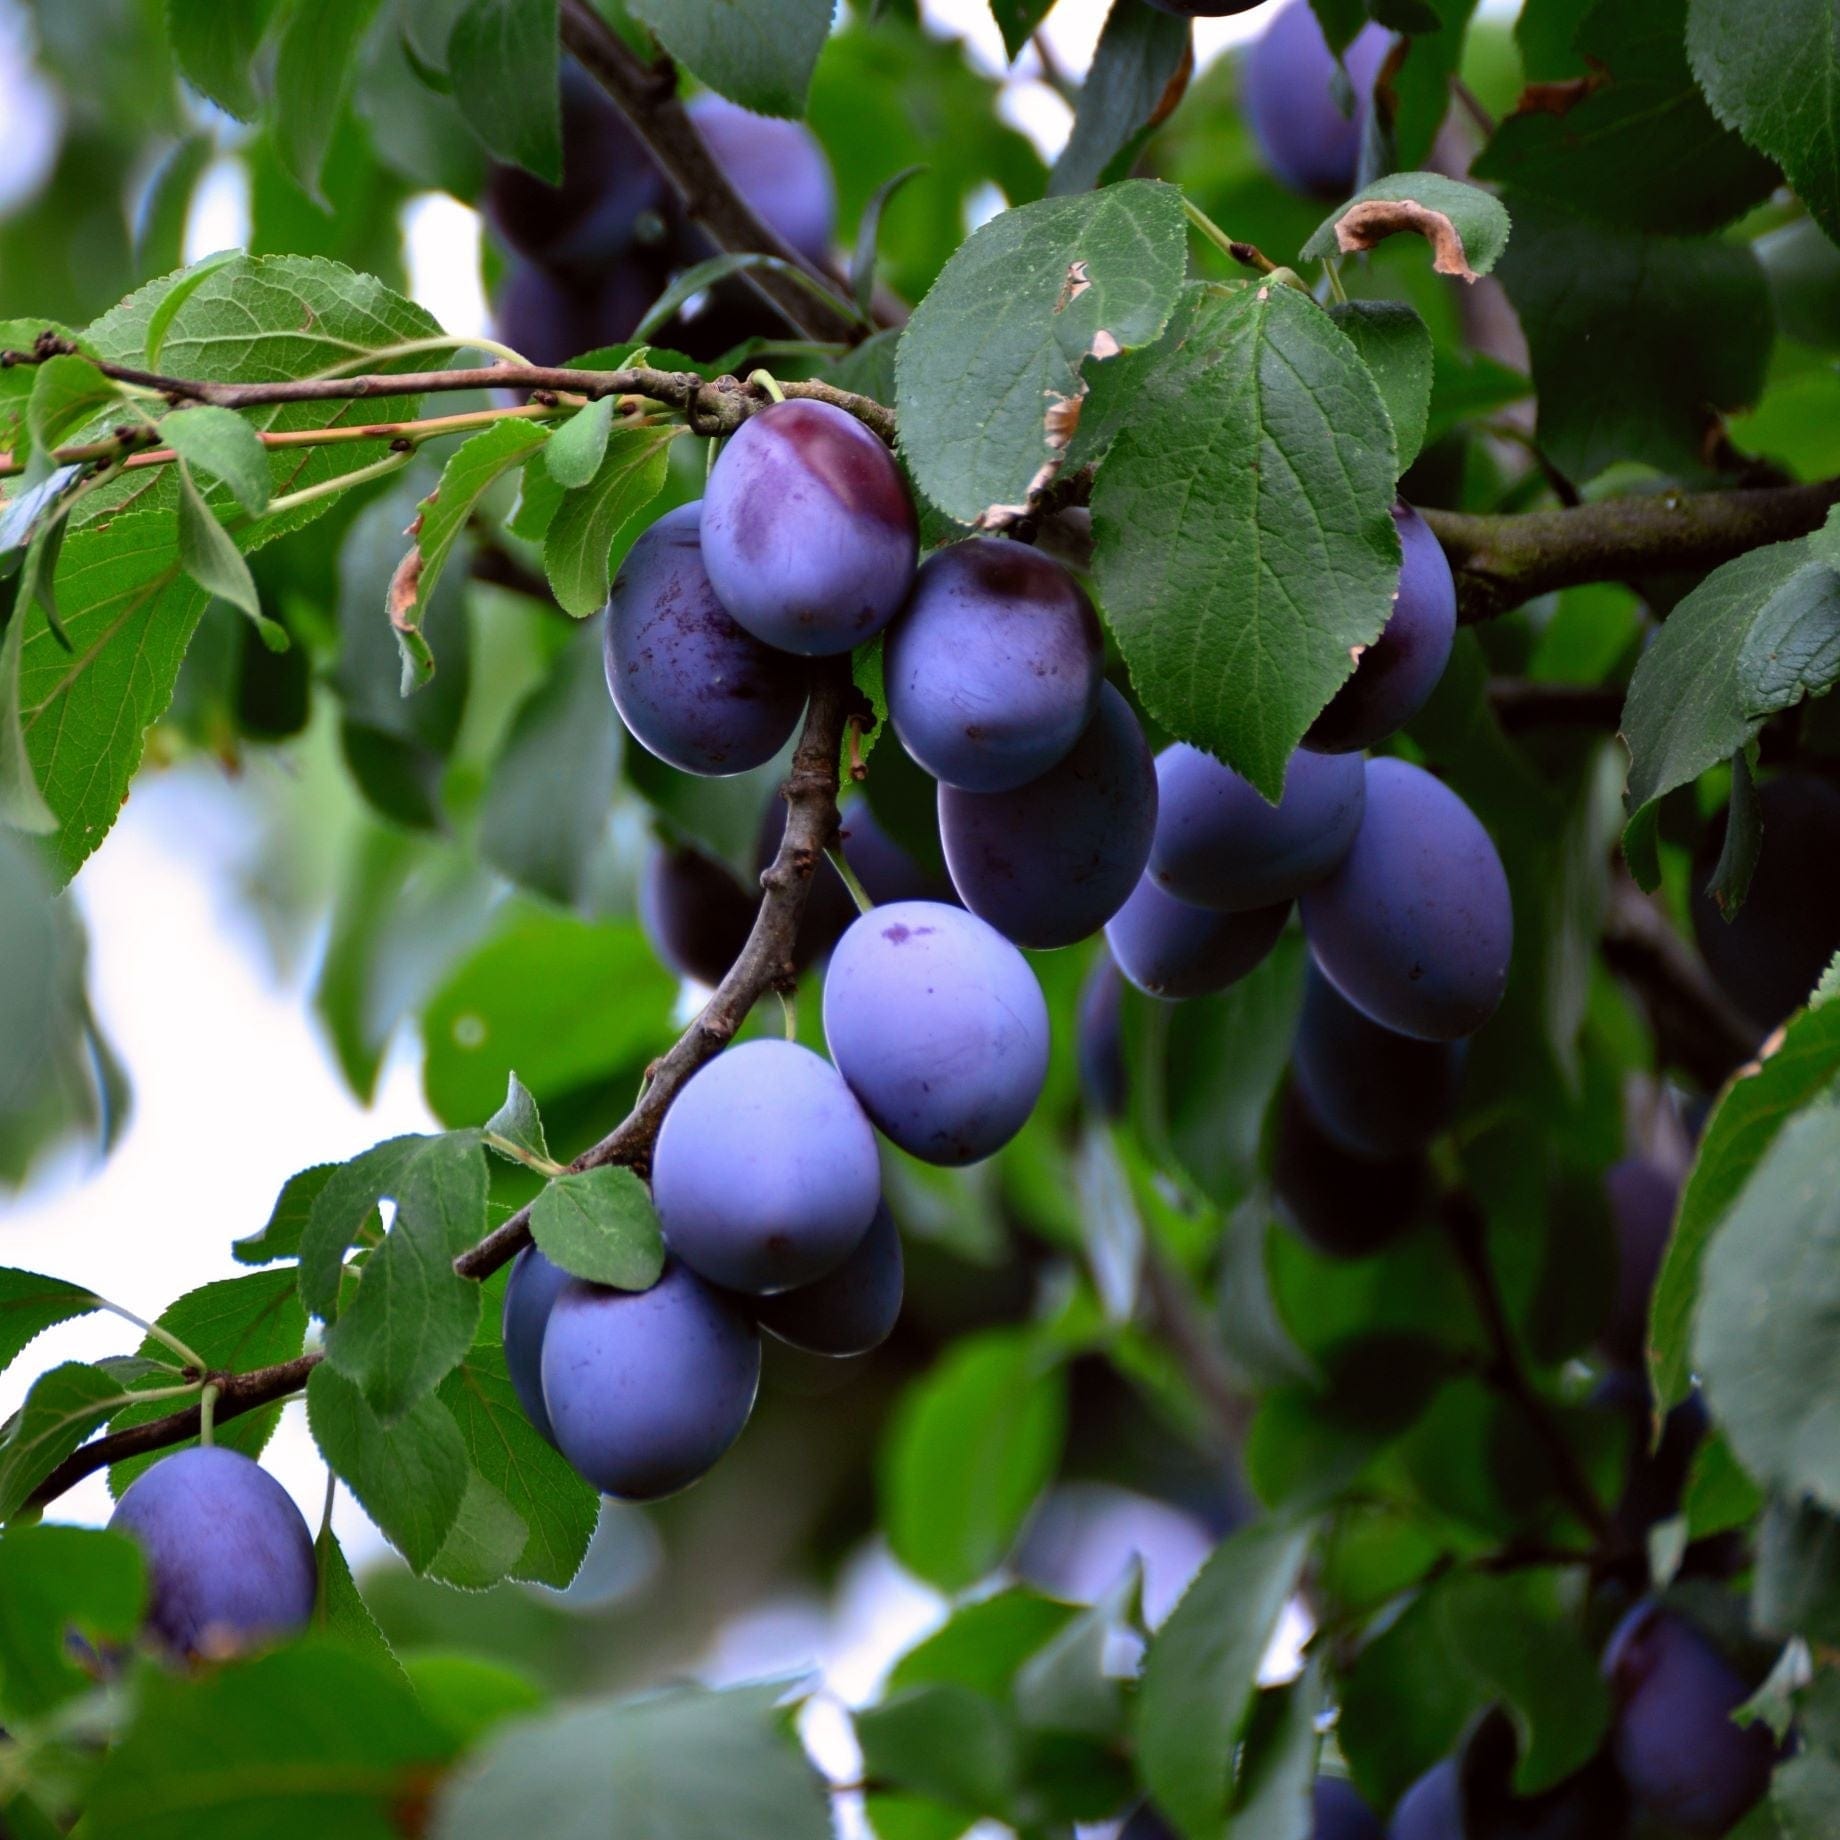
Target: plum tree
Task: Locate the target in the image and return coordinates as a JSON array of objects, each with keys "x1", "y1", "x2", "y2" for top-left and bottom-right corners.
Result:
[
  {"x1": 1603, "y1": 1603, "x2": 1776, "y2": 1836},
  {"x1": 107, "y1": 1448, "x2": 317, "y2": 1659},
  {"x1": 1691, "y1": 773, "x2": 1840, "y2": 1031},
  {"x1": 651, "y1": 1039, "x2": 881, "y2": 1293},
  {"x1": 823, "y1": 901, "x2": 1050, "y2": 1164},
  {"x1": 753, "y1": 1201, "x2": 904, "y2": 1357},
  {"x1": 540, "y1": 1263, "x2": 762, "y2": 1500},
  {"x1": 938, "y1": 683, "x2": 1158, "y2": 949},
  {"x1": 1305, "y1": 504, "x2": 1457, "y2": 755},
  {"x1": 1290, "y1": 963, "x2": 1465, "y2": 1158},
  {"x1": 1598, "y1": 1157, "x2": 1679, "y2": 1371},
  {"x1": 1150, "y1": 743, "x2": 1366, "y2": 913},
  {"x1": 502, "y1": 1244, "x2": 573, "y2": 1445},
  {"x1": 1107, "y1": 873, "x2": 1291, "y2": 999},
  {"x1": 1077, "y1": 954, "x2": 1128, "y2": 1118},
  {"x1": 700, "y1": 401, "x2": 918, "y2": 656},
  {"x1": 1243, "y1": 3, "x2": 1391, "y2": 197},
  {"x1": 602, "y1": 502, "x2": 809, "y2": 776},
  {"x1": 639, "y1": 844, "x2": 756, "y2": 987},
  {"x1": 1300, "y1": 759, "x2": 1512, "y2": 1041},
  {"x1": 1271, "y1": 1082, "x2": 1425, "y2": 1258},
  {"x1": 884, "y1": 539, "x2": 1105, "y2": 793},
  {"x1": 483, "y1": 65, "x2": 665, "y2": 273},
  {"x1": 684, "y1": 95, "x2": 837, "y2": 266}
]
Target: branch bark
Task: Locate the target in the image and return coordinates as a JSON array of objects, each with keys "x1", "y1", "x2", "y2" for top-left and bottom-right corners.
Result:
[
  {"x1": 26, "y1": 661, "x2": 855, "y2": 1511},
  {"x1": 1425, "y1": 478, "x2": 1840, "y2": 624},
  {"x1": 555, "y1": 0, "x2": 866, "y2": 346}
]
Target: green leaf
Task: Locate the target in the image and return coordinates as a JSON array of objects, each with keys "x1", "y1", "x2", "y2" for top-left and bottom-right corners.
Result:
[
  {"x1": 1494, "y1": 195, "x2": 1772, "y2": 484},
  {"x1": 1621, "y1": 534, "x2": 1840, "y2": 887},
  {"x1": 426, "y1": 1469, "x2": 531, "y2": 1590},
  {"x1": 1690, "y1": 0, "x2": 1839, "y2": 247},
  {"x1": 236, "y1": 1163, "x2": 339, "y2": 1265},
  {"x1": 420, "y1": 913, "x2": 677, "y2": 1128},
  {"x1": 322, "y1": 1132, "x2": 489, "y2": 1421},
  {"x1": 881, "y1": 1330, "x2": 1067, "y2": 1591},
  {"x1": 176, "y1": 464, "x2": 289, "y2": 652},
  {"x1": 1227, "y1": 1661, "x2": 1324, "y2": 1839},
  {"x1": 1327, "y1": 299, "x2": 1434, "y2": 472},
  {"x1": 436, "y1": 1293, "x2": 599, "y2": 1588},
  {"x1": 1014, "y1": 1564, "x2": 1137, "y2": 1740},
  {"x1": 24, "y1": 355, "x2": 121, "y2": 476},
  {"x1": 1136, "y1": 1516, "x2": 1316, "y2": 1840},
  {"x1": 1048, "y1": 2, "x2": 1192, "y2": 198},
  {"x1": 297, "y1": 1134, "x2": 430, "y2": 1317},
  {"x1": 0, "y1": 1362, "x2": 131, "y2": 1520},
  {"x1": 0, "y1": 1266, "x2": 98, "y2": 1378},
  {"x1": 531, "y1": 1167, "x2": 666, "y2": 1290},
  {"x1": 895, "y1": 179, "x2": 1187, "y2": 525},
  {"x1": 0, "y1": 603, "x2": 57, "y2": 835},
  {"x1": 1473, "y1": 0, "x2": 1778, "y2": 233},
  {"x1": 1435, "y1": 1571, "x2": 1610, "y2": 1794},
  {"x1": 0, "y1": 1524, "x2": 145, "y2": 1721},
  {"x1": 889, "y1": 1588, "x2": 1077, "y2": 1697},
  {"x1": 144, "y1": 253, "x2": 241, "y2": 372},
  {"x1": 1755, "y1": 1494, "x2": 1840, "y2": 1644},
  {"x1": 1088, "y1": 281, "x2": 1399, "y2": 799},
  {"x1": 1697, "y1": 1099, "x2": 1840, "y2": 1511},
  {"x1": 135, "y1": 136, "x2": 215, "y2": 279},
  {"x1": 1651, "y1": 998, "x2": 1840, "y2": 1407},
  {"x1": 990, "y1": 0, "x2": 1056, "y2": 60},
  {"x1": 272, "y1": 0, "x2": 389, "y2": 203},
  {"x1": 312, "y1": 1524, "x2": 401, "y2": 1671},
  {"x1": 306, "y1": 1363, "x2": 468, "y2": 1571},
  {"x1": 158, "y1": 406, "x2": 271, "y2": 515},
  {"x1": 476, "y1": 619, "x2": 624, "y2": 909},
  {"x1": 84, "y1": 1639, "x2": 454, "y2": 1840},
  {"x1": 856, "y1": 1684, "x2": 1021, "y2": 1817},
  {"x1": 852, "y1": 168, "x2": 927, "y2": 320},
  {"x1": 108, "y1": 1269, "x2": 309, "y2": 1493},
  {"x1": 449, "y1": 0, "x2": 561, "y2": 184},
  {"x1": 544, "y1": 425, "x2": 677, "y2": 617},
  {"x1": 435, "y1": 1681, "x2": 833, "y2": 1840},
  {"x1": 1301, "y1": 173, "x2": 1511, "y2": 280},
  {"x1": 627, "y1": 0, "x2": 833, "y2": 118},
  {"x1": 631, "y1": 252, "x2": 858, "y2": 346},
  {"x1": 404, "y1": 1653, "x2": 547, "y2": 1749},
  {"x1": 166, "y1": 0, "x2": 280, "y2": 119},
  {"x1": 544, "y1": 397, "x2": 614, "y2": 490},
  {"x1": 485, "y1": 1074, "x2": 551, "y2": 1167}
]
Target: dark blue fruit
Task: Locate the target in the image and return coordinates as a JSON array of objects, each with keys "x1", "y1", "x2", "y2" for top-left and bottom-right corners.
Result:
[
  {"x1": 484, "y1": 64, "x2": 665, "y2": 273},
  {"x1": 939, "y1": 683, "x2": 1158, "y2": 949},
  {"x1": 1291, "y1": 963, "x2": 1465, "y2": 1158},
  {"x1": 652, "y1": 1039, "x2": 881, "y2": 1294},
  {"x1": 603, "y1": 502, "x2": 808, "y2": 776},
  {"x1": 503, "y1": 1244, "x2": 572, "y2": 1444},
  {"x1": 1316, "y1": 1776, "x2": 1385, "y2": 1840},
  {"x1": 686, "y1": 94, "x2": 837, "y2": 266},
  {"x1": 1245, "y1": 3, "x2": 1392, "y2": 198},
  {"x1": 1151, "y1": 743, "x2": 1366, "y2": 914},
  {"x1": 1306, "y1": 504, "x2": 1456, "y2": 754},
  {"x1": 1389, "y1": 1758, "x2": 1462, "y2": 1839},
  {"x1": 823, "y1": 901, "x2": 1051, "y2": 1165},
  {"x1": 1106, "y1": 873, "x2": 1290, "y2": 1000},
  {"x1": 1077, "y1": 953, "x2": 1128, "y2": 1118},
  {"x1": 842, "y1": 799, "x2": 956, "y2": 906},
  {"x1": 493, "y1": 260, "x2": 657, "y2": 370},
  {"x1": 1300, "y1": 758, "x2": 1511, "y2": 1041},
  {"x1": 541, "y1": 1263, "x2": 761, "y2": 1500},
  {"x1": 1603, "y1": 1603, "x2": 1775, "y2": 1837},
  {"x1": 754, "y1": 1201, "x2": 903, "y2": 1357},
  {"x1": 1691, "y1": 773, "x2": 1840, "y2": 1031},
  {"x1": 1599, "y1": 1157, "x2": 1678, "y2": 1370},
  {"x1": 108, "y1": 1447, "x2": 317, "y2": 1659},
  {"x1": 1273, "y1": 1082, "x2": 1424, "y2": 1259},
  {"x1": 640, "y1": 844, "x2": 755, "y2": 987},
  {"x1": 701, "y1": 400, "x2": 918, "y2": 657},
  {"x1": 884, "y1": 539, "x2": 1105, "y2": 793}
]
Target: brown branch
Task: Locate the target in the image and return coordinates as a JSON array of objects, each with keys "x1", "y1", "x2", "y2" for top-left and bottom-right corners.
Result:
[
  {"x1": 1602, "y1": 876, "x2": 1763, "y2": 1092},
  {"x1": 0, "y1": 345, "x2": 895, "y2": 444},
  {"x1": 1487, "y1": 679, "x2": 1626, "y2": 733},
  {"x1": 556, "y1": 1, "x2": 866, "y2": 346},
  {"x1": 1441, "y1": 1195, "x2": 1614, "y2": 1544},
  {"x1": 27, "y1": 663, "x2": 854, "y2": 1511},
  {"x1": 1425, "y1": 478, "x2": 1840, "y2": 624}
]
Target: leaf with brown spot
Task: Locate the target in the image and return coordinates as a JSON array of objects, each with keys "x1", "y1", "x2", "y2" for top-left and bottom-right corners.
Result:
[{"x1": 1301, "y1": 172, "x2": 1511, "y2": 282}]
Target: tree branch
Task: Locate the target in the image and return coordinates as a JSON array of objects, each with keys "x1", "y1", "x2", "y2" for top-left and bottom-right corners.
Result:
[
  {"x1": 26, "y1": 662, "x2": 855, "y2": 1511},
  {"x1": 1425, "y1": 478, "x2": 1840, "y2": 624},
  {"x1": 555, "y1": 1, "x2": 867, "y2": 346}
]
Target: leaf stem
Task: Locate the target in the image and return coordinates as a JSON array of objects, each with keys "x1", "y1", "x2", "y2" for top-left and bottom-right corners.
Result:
[
  {"x1": 748, "y1": 368, "x2": 787, "y2": 404},
  {"x1": 1181, "y1": 198, "x2": 1278, "y2": 276},
  {"x1": 198, "y1": 1382, "x2": 219, "y2": 1447},
  {"x1": 92, "y1": 1298, "x2": 208, "y2": 1373},
  {"x1": 826, "y1": 843, "x2": 874, "y2": 917}
]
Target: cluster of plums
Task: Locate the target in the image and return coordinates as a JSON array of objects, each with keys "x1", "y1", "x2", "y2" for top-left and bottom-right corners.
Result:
[{"x1": 489, "y1": 65, "x2": 837, "y2": 367}]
